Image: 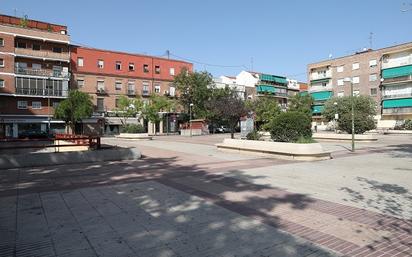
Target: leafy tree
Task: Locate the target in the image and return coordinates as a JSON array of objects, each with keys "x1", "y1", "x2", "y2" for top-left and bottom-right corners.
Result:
[
  {"x1": 114, "y1": 96, "x2": 143, "y2": 126},
  {"x1": 323, "y1": 96, "x2": 377, "y2": 134},
  {"x1": 174, "y1": 68, "x2": 214, "y2": 119},
  {"x1": 143, "y1": 94, "x2": 175, "y2": 134},
  {"x1": 288, "y1": 94, "x2": 313, "y2": 117},
  {"x1": 206, "y1": 88, "x2": 248, "y2": 139},
  {"x1": 269, "y1": 111, "x2": 312, "y2": 142},
  {"x1": 54, "y1": 90, "x2": 93, "y2": 134},
  {"x1": 246, "y1": 97, "x2": 281, "y2": 131}
]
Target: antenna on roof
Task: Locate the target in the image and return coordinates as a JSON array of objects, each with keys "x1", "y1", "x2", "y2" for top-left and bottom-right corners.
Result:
[
  {"x1": 166, "y1": 50, "x2": 170, "y2": 59},
  {"x1": 369, "y1": 32, "x2": 374, "y2": 49},
  {"x1": 13, "y1": 8, "x2": 17, "y2": 17}
]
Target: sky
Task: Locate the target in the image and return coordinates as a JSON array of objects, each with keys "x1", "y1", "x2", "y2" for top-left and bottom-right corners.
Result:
[{"x1": 1, "y1": 0, "x2": 411, "y2": 81}]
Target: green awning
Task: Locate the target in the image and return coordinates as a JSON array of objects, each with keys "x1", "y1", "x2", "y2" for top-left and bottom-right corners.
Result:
[
  {"x1": 382, "y1": 98, "x2": 412, "y2": 108},
  {"x1": 259, "y1": 74, "x2": 287, "y2": 84},
  {"x1": 310, "y1": 91, "x2": 333, "y2": 101},
  {"x1": 382, "y1": 65, "x2": 412, "y2": 79},
  {"x1": 256, "y1": 85, "x2": 276, "y2": 93},
  {"x1": 300, "y1": 91, "x2": 308, "y2": 96},
  {"x1": 310, "y1": 78, "x2": 330, "y2": 84},
  {"x1": 312, "y1": 105, "x2": 324, "y2": 114}
]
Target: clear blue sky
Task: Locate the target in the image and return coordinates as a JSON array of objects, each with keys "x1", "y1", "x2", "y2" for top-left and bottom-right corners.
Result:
[{"x1": 2, "y1": 0, "x2": 411, "y2": 81}]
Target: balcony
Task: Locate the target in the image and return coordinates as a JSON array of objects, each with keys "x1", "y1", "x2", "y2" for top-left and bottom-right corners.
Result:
[
  {"x1": 382, "y1": 65, "x2": 412, "y2": 80},
  {"x1": 309, "y1": 84, "x2": 333, "y2": 93},
  {"x1": 310, "y1": 91, "x2": 333, "y2": 102},
  {"x1": 259, "y1": 74, "x2": 287, "y2": 85},
  {"x1": 15, "y1": 87, "x2": 68, "y2": 97},
  {"x1": 382, "y1": 107, "x2": 412, "y2": 115},
  {"x1": 256, "y1": 85, "x2": 287, "y2": 98},
  {"x1": 15, "y1": 67, "x2": 70, "y2": 79},
  {"x1": 15, "y1": 48, "x2": 70, "y2": 62},
  {"x1": 382, "y1": 92, "x2": 412, "y2": 99},
  {"x1": 142, "y1": 90, "x2": 150, "y2": 96},
  {"x1": 127, "y1": 89, "x2": 136, "y2": 96},
  {"x1": 310, "y1": 70, "x2": 332, "y2": 81},
  {"x1": 96, "y1": 88, "x2": 108, "y2": 95}
]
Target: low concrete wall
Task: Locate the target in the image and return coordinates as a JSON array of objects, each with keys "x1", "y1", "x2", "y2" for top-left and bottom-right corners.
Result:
[
  {"x1": 180, "y1": 129, "x2": 203, "y2": 136},
  {"x1": 216, "y1": 139, "x2": 331, "y2": 161},
  {"x1": 313, "y1": 133, "x2": 378, "y2": 142},
  {"x1": 382, "y1": 130, "x2": 412, "y2": 135},
  {"x1": 0, "y1": 147, "x2": 141, "y2": 170},
  {"x1": 115, "y1": 133, "x2": 153, "y2": 140}
]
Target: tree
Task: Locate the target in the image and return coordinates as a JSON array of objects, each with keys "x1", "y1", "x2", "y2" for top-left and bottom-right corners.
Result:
[
  {"x1": 246, "y1": 97, "x2": 281, "y2": 131},
  {"x1": 288, "y1": 94, "x2": 313, "y2": 117},
  {"x1": 206, "y1": 88, "x2": 248, "y2": 139},
  {"x1": 323, "y1": 96, "x2": 377, "y2": 134},
  {"x1": 269, "y1": 111, "x2": 312, "y2": 142},
  {"x1": 54, "y1": 90, "x2": 93, "y2": 134},
  {"x1": 114, "y1": 96, "x2": 143, "y2": 126},
  {"x1": 174, "y1": 69, "x2": 214, "y2": 119},
  {"x1": 143, "y1": 94, "x2": 175, "y2": 135}
]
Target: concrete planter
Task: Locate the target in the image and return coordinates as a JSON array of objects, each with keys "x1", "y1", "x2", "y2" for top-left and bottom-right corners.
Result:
[
  {"x1": 0, "y1": 147, "x2": 141, "y2": 170},
  {"x1": 313, "y1": 133, "x2": 377, "y2": 142},
  {"x1": 216, "y1": 139, "x2": 331, "y2": 161},
  {"x1": 115, "y1": 133, "x2": 153, "y2": 140}
]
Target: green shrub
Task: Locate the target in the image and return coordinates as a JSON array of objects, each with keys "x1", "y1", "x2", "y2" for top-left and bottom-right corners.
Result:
[
  {"x1": 295, "y1": 136, "x2": 317, "y2": 144},
  {"x1": 120, "y1": 124, "x2": 145, "y2": 133},
  {"x1": 405, "y1": 120, "x2": 412, "y2": 130},
  {"x1": 269, "y1": 111, "x2": 312, "y2": 142},
  {"x1": 246, "y1": 130, "x2": 261, "y2": 141}
]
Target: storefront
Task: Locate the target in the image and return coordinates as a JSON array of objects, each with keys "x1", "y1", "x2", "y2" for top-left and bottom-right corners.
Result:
[{"x1": 0, "y1": 116, "x2": 65, "y2": 138}]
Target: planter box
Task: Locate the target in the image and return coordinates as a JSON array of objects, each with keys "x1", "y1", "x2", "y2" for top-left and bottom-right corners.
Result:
[
  {"x1": 216, "y1": 139, "x2": 331, "y2": 161},
  {"x1": 313, "y1": 133, "x2": 377, "y2": 142},
  {"x1": 115, "y1": 133, "x2": 153, "y2": 140}
]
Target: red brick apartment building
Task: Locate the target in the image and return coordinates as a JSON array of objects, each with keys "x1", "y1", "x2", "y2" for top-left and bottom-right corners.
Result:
[
  {"x1": 70, "y1": 46, "x2": 193, "y2": 134},
  {"x1": 0, "y1": 14, "x2": 70, "y2": 138}
]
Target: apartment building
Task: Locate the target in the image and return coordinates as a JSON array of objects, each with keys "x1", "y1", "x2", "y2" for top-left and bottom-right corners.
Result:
[
  {"x1": 213, "y1": 76, "x2": 246, "y2": 100},
  {"x1": 70, "y1": 46, "x2": 193, "y2": 134},
  {"x1": 307, "y1": 41, "x2": 412, "y2": 128},
  {"x1": 0, "y1": 15, "x2": 70, "y2": 138}
]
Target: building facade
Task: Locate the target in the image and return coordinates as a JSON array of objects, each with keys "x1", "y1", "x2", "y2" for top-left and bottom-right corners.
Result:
[
  {"x1": 70, "y1": 46, "x2": 193, "y2": 134},
  {"x1": 307, "y1": 42, "x2": 412, "y2": 128},
  {"x1": 0, "y1": 15, "x2": 70, "y2": 138}
]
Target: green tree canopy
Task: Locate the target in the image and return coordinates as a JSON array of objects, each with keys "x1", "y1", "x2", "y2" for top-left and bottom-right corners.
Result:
[
  {"x1": 54, "y1": 90, "x2": 93, "y2": 133},
  {"x1": 174, "y1": 69, "x2": 213, "y2": 119},
  {"x1": 114, "y1": 96, "x2": 143, "y2": 126},
  {"x1": 323, "y1": 96, "x2": 377, "y2": 134},
  {"x1": 143, "y1": 94, "x2": 175, "y2": 124},
  {"x1": 269, "y1": 111, "x2": 313, "y2": 142},
  {"x1": 246, "y1": 97, "x2": 281, "y2": 131},
  {"x1": 288, "y1": 94, "x2": 313, "y2": 117}
]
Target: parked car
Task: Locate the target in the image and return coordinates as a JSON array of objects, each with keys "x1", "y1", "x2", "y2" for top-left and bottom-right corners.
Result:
[{"x1": 18, "y1": 130, "x2": 49, "y2": 139}]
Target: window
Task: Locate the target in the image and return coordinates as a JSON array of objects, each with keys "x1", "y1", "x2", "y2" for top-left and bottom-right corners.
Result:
[
  {"x1": 369, "y1": 74, "x2": 377, "y2": 82},
  {"x1": 32, "y1": 44, "x2": 41, "y2": 51},
  {"x1": 143, "y1": 64, "x2": 149, "y2": 73},
  {"x1": 369, "y1": 59, "x2": 377, "y2": 67},
  {"x1": 0, "y1": 58, "x2": 4, "y2": 67},
  {"x1": 32, "y1": 101, "x2": 42, "y2": 109},
  {"x1": 115, "y1": 61, "x2": 121, "y2": 70},
  {"x1": 169, "y1": 85, "x2": 176, "y2": 96},
  {"x1": 169, "y1": 68, "x2": 175, "y2": 76},
  {"x1": 155, "y1": 65, "x2": 160, "y2": 74},
  {"x1": 77, "y1": 57, "x2": 84, "y2": 67},
  {"x1": 16, "y1": 42, "x2": 26, "y2": 48},
  {"x1": 52, "y1": 47, "x2": 62, "y2": 53},
  {"x1": 337, "y1": 66, "x2": 344, "y2": 73},
  {"x1": 98, "y1": 60, "x2": 104, "y2": 69},
  {"x1": 115, "y1": 81, "x2": 122, "y2": 90},
  {"x1": 353, "y1": 90, "x2": 360, "y2": 96},
  {"x1": 154, "y1": 83, "x2": 161, "y2": 93},
  {"x1": 142, "y1": 81, "x2": 150, "y2": 95},
  {"x1": 97, "y1": 98, "x2": 104, "y2": 112},
  {"x1": 127, "y1": 81, "x2": 135, "y2": 94},
  {"x1": 0, "y1": 79, "x2": 4, "y2": 88},
  {"x1": 337, "y1": 79, "x2": 344, "y2": 86},
  {"x1": 17, "y1": 101, "x2": 28, "y2": 109},
  {"x1": 77, "y1": 79, "x2": 84, "y2": 88},
  {"x1": 352, "y1": 63, "x2": 359, "y2": 70},
  {"x1": 32, "y1": 64, "x2": 41, "y2": 70},
  {"x1": 128, "y1": 63, "x2": 135, "y2": 71},
  {"x1": 337, "y1": 92, "x2": 344, "y2": 97},
  {"x1": 97, "y1": 80, "x2": 105, "y2": 91},
  {"x1": 352, "y1": 76, "x2": 360, "y2": 84},
  {"x1": 115, "y1": 98, "x2": 120, "y2": 108},
  {"x1": 52, "y1": 102, "x2": 59, "y2": 109},
  {"x1": 0, "y1": 38, "x2": 3, "y2": 46},
  {"x1": 370, "y1": 88, "x2": 377, "y2": 96}
]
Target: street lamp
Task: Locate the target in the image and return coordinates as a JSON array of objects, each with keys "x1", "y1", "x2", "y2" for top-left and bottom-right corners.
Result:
[
  {"x1": 333, "y1": 102, "x2": 338, "y2": 133},
  {"x1": 189, "y1": 103, "x2": 194, "y2": 137},
  {"x1": 344, "y1": 77, "x2": 355, "y2": 152}
]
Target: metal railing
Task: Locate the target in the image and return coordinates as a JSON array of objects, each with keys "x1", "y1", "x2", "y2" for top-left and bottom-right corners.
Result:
[
  {"x1": 15, "y1": 48, "x2": 70, "y2": 61},
  {"x1": 142, "y1": 90, "x2": 150, "y2": 96},
  {"x1": 127, "y1": 89, "x2": 136, "y2": 96},
  {"x1": 382, "y1": 107, "x2": 412, "y2": 115},
  {"x1": 382, "y1": 92, "x2": 412, "y2": 99},
  {"x1": 15, "y1": 67, "x2": 70, "y2": 78},
  {"x1": 15, "y1": 87, "x2": 68, "y2": 97}
]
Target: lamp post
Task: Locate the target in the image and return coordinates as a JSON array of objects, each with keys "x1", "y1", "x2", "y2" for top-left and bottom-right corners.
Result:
[
  {"x1": 189, "y1": 103, "x2": 193, "y2": 137},
  {"x1": 344, "y1": 77, "x2": 355, "y2": 152},
  {"x1": 333, "y1": 102, "x2": 338, "y2": 133}
]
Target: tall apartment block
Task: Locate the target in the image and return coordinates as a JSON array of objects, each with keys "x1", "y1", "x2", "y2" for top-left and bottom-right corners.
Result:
[
  {"x1": 307, "y1": 42, "x2": 412, "y2": 128},
  {"x1": 0, "y1": 15, "x2": 70, "y2": 138},
  {"x1": 70, "y1": 46, "x2": 193, "y2": 134}
]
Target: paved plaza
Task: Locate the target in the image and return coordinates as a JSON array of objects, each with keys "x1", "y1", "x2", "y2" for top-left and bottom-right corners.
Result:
[{"x1": 0, "y1": 134, "x2": 411, "y2": 256}]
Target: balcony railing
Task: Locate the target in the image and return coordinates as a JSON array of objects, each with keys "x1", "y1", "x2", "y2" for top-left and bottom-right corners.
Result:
[
  {"x1": 310, "y1": 71, "x2": 332, "y2": 81},
  {"x1": 96, "y1": 88, "x2": 108, "y2": 95},
  {"x1": 127, "y1": 89, "x2": 136, "y2": 96},
  {"x1": 142, "y1": 90, "x2": 150, "y2": 96},
  {"x1": 382, "y1": 92, "x2": 412, "y2": 99},
  {"x1": 15, "y1": 87, "x2": 68, "y2": 97},
  {"x1": 15, "y1": 48, "x2": 70, "y2": 61},
  {"x1": 382, "y1": 107, "x2": 412, "y2": 115},
  {"x1": 309, "y1": 85, "x2": 333, "y2": 92},
  {"x1": 381, "y1": 75, "x2": 412, "y2": 84},
  {"x1": 257, "y1": 92, "x2": 288, "y2": 98},
  {"x1": 15, "y1": 67, "x2": 70, "y2": 79}
]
